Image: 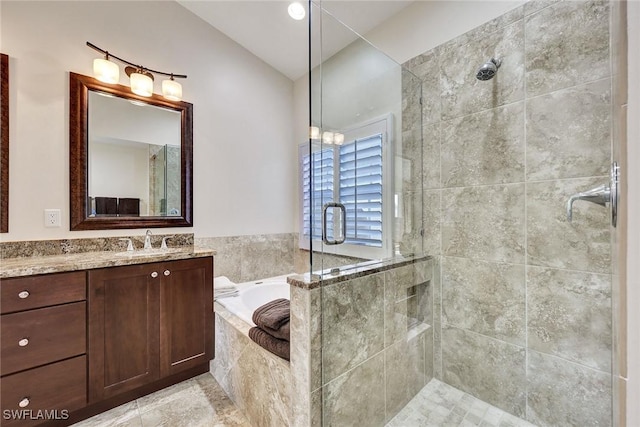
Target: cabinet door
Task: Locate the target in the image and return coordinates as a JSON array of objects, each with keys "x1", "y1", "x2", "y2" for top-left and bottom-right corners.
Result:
[
  {"x1": 160, "y1": 257, "x2": 213, "y2": 377},
  {"x1": 88, "y1": 263, "x2": 161, "y2": 401}
]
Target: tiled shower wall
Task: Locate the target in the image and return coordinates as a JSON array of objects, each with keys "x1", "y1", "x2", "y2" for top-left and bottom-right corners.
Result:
[
  {"x1": 290, "y1": 259, "x2": 434, "y2": 426},
  {"x1": 403, "y1": 1, "x2": 613, "y2": 425}
]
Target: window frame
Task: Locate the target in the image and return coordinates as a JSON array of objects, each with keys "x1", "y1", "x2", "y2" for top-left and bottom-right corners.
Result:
[{"x1": 298, "y1": 114, "x2": 394, "y2": 260}]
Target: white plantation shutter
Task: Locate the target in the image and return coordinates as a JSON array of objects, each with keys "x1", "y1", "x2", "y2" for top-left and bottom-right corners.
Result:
[
  {"x1": 299, "y1": 115, "x2": 392, "y2": 259},
  {"x1": 302, "y1": 148, "x2": 334, "y2": 241},
  {"x1": 339, "y1": 135, "x2": 383, "y2": 247}
]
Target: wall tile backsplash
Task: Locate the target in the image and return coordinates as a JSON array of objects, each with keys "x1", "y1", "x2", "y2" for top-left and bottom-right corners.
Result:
[{"x1": 403, "y1": 0, "x2": 613, "y2": 424}]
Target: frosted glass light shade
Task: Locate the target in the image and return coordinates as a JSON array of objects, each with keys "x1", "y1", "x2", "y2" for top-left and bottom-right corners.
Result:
[
  {"x1": 93, "y1": 58, "x2": 119, "y2": 84},
  {"x1": 130, "y1": 72, "x2": 153, "y2": 97},
  {"x1": 333, "y1": 133, "x2": 344, "y2": 145},
  {"x1": 309, "y1": 126, "x2": 320, "y2": 140},
  {"x1": 162, "y1": 79, "x2": 182, "y2": 101},
  {"x1": 322, "y1": 131, "x2": 334, "y2": 144}
]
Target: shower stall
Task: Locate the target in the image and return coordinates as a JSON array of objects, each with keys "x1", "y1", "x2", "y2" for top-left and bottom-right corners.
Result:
[{"x1": 305, "y1": 0, "x2": 624, "y2": 426}]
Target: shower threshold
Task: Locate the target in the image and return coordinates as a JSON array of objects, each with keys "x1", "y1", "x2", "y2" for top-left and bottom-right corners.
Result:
[{"x1": 387, "y1": 379, "x2": 536, "y2": 427}]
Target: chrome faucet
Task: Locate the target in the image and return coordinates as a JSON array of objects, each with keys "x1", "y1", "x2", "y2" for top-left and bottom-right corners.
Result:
[
  {"x1": 144, "y1": 230, "x2": 153, "y2": 249},
  {"x1": 566, "y1": 184, "x2": 611, "y2": 222}
]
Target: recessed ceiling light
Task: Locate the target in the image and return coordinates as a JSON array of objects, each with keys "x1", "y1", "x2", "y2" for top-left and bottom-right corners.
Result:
[{"x1": 288, "y1": 2, "x2": 305, "y2": 20}]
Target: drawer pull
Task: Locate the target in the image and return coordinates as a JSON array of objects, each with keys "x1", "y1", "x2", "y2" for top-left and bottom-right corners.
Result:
[
  {"x1": 151, "y1": 272, "x2": 158, "y2": 278},
  {"x1": 18, "y1": 291, "x2": 30, "y2": 299},
  {"x1": 18, "y1": 398, "x2": 30, "y2": 408},
  {"x1": 164, "y1": 270, "x2": 171, "y2": 276},
  {"x1": 18, "y1": 338, "x2": 29, "y2": 347}
]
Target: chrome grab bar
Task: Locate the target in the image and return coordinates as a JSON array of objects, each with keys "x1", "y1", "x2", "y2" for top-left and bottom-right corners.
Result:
[{"x1": 322, "y1": 202, "x2": 346, "y2": 245}]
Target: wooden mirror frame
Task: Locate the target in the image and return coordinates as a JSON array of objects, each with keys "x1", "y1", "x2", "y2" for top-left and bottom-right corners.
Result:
[
  {"x1": 69, "y1": 72, "x2": 193, "y2": 230},
  {"x1": 1, "y1": 54, "x2": 8, "y2": 233}
]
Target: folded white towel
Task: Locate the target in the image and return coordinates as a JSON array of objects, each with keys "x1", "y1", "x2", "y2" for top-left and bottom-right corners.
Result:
[
  {"x1": 214, "y1": 289, "x2": 239, "y2": 300},
  {"x1": 214, "y1": 276, "x2": 237, "y2": 291}
]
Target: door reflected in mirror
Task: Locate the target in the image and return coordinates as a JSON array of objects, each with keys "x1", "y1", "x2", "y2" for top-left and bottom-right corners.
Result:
[{"x1": 88, "y1": 92, "x2": 181, "y2": 217}]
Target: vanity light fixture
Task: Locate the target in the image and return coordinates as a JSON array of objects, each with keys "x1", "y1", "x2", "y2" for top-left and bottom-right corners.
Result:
[
  {"x1": 93, "y1": 54, "x2": 119, "y2": 84},
  {"x1": 288, "y1": 2, "x2": 306, "y2": 20},
  {"x1": 309, "y1": 126, "x2": 320, "y2": 140},
  {"x1": 129, "y1": 69, "x2": 154, "y2": 97},
  {"x1": 321, "y1": 131, "x2": 344, "y2": 145},
  {"x1": 162, "y1": 75, "x2": 183, "y2": 101},
  {"x1": 86, "y1": 42, "x2": 186, "y2": 100},
  {"x1": 322, "y1": 131, "x2": 334, "y2": 144}
]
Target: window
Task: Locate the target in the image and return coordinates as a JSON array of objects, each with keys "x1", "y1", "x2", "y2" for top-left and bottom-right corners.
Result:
[{"x1": 299, "y1": 116, "x2": 392, "y2": 259}]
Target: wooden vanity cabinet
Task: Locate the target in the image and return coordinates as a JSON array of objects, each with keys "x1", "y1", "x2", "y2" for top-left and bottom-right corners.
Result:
[
  {"x1": 87, "y1": 257, "x2": 213, "y2": 402},
  {"x1": 0, "y1": 271, "x2": 88, "y2": 427}
]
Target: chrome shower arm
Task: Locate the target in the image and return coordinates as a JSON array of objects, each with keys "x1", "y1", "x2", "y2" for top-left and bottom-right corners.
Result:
[{"x1": 566, "y1": 184, "x2": 610, "y2": 222}]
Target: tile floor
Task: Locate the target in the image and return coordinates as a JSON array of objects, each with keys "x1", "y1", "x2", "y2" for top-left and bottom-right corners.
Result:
[
  {"x1": 71, "y1": 374, "x2": 250, "y2": 427},
  {"x1": 74, "y1": 375, "x2": 535, "y2": 427},
  {"x1": 387, "y1": 379, "x2": 537, "y2": 427}
]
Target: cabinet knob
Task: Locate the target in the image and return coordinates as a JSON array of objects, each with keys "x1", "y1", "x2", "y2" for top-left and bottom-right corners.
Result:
[
  {"x1": 164, "y1": 270, "x2": 171, "y2": 276},
  {"x1": 18, "y1": 290, "x2": 30, "y2": 299},
  {"x1": 151, "y1": 272, "x2": 159, "y2": 278},
  {"x1": 18, "y1": 398, "x2": 30, "y2": 408},
  {"x1": 18, "y1": 338, "x2": 29, "y2": 347}
]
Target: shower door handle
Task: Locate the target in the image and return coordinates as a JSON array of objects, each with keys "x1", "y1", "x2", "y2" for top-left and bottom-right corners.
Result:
[
  {"x1": 322, "y1": 202, "x2": 347, "y2": 245},
  {"x1": 566, "y1": 161, "x2": 619, "y2": 227}
]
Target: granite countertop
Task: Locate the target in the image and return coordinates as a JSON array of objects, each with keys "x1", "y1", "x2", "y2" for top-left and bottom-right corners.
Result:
[
  {"x1": 0, "y1": 247, "x2": 215, "y2": 278},
  {"x1": 287, "y1": 254, "x2": 432, "y2": 290}
]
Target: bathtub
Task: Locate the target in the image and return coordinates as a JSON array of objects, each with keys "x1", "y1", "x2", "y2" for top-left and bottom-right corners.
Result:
[{"x1": 216, "y1": 274, "x2": 291, "y2": 327}]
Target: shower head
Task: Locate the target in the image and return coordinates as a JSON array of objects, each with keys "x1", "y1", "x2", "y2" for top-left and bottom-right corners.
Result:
[{"x1": 476, "y1": 58, "x2": 501, "y2": 81}]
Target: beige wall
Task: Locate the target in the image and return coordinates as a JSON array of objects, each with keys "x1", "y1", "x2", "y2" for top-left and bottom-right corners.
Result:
[{"x1": 1, "y1": 1, "x2": 296, "y2": 242}]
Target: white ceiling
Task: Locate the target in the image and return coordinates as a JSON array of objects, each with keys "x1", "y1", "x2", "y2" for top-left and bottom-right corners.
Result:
[{"x1": 177, "y1": 1, "x2": 413, "y2": 81}]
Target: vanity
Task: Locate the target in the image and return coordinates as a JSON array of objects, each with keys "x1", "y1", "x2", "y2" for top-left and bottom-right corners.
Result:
[{"x1": 0, "y1": 247, "x2": 214, "y2": 426}]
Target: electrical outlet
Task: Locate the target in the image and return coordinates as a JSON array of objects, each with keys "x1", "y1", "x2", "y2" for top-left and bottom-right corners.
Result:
[{"x1": 44, "y1": 209, "x2": 61, "y2": 227}]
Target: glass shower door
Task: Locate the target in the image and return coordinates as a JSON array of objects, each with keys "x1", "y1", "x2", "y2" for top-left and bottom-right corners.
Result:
[{"x1": 308, "y1": 1, "x2": 424, "y2": 276}]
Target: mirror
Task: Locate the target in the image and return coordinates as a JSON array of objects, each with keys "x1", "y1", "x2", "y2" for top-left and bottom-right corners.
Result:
[
  {"x1": 70, "y1": 72, "x2": 193, "y2": 230},
  {"x1": 1, "y1": 53, "x2": 8, "y2": 233}
]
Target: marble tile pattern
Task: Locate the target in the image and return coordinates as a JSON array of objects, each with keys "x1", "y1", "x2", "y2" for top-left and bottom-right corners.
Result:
[
  {"x1": 196, "y1": 233, "x2": 297, "y2": 283},
  {"x1": 211, "y1": 312, "x2": 291, "y2": 427},
  {"x1": 401, "y1": 1, "x2": 614, "y2": 422},
  {"x1": 526, "y1": 350, "x2": 612, "y2": 427},
  {"x1": 290, "y1": 286, "x2": 323, "y2": 427},
  {"x1": 384, "y1": 329, "x2": 430, "y2": 421},
  {"x1": 439, "y1": 19, "x2": 524, "y2": 120},
  {"x1": 323, "y1": 352, "x2": 386, "y2": 426},
  {"x1": 312, "y1": 261, "x2": 435, "y2": 425},
  {"x1": 1, "y1": 233, "x2": 194, "y2": 259},
  {"x1": 526, "y1": 178, "x2": 611, "y2": 273},
  {"x1": 526, "y1": 79, "x2": 611, "y2": 181},
  {"x1": 321, "y1": 272, "x2": 385, "y2": 383},
  {"x1": 441, "y1": 102, "x2": 525, "y2": 187},
  {"x1": 525, "y1": 0, "x2": 610, "y2": 97},
  {"x1": 441, "y1": 325, "x2": 527, "y2": 417},
  {"x1": 383, "y1": 263, "x2": 433, "y2": 346},
  {"x1": 388, "y1": 379, "x2": 536, "y2": 427},
  {"x1": 71, "y1": 374, "x2": 250, "y2": 427},
  {"x1": 441, "y1": 257, "x2": 526, "y2": 346},
  {"x1": 527, "y1": 266, "x2": 612, "y2": 371},
  {"x1": 441, "y1": 184, "x2": 525, "y2": 263}
]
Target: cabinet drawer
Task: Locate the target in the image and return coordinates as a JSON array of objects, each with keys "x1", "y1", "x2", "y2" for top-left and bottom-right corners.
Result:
[
  {"x1": 1, "y1": 271, "x2": 86, "y2": 314},
  {"x1": 1, "y1": 302, "x2": 86, "y2": 376},
  {"x1": 1, "y1": 355, "x2": 87, "y2": 426}
]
